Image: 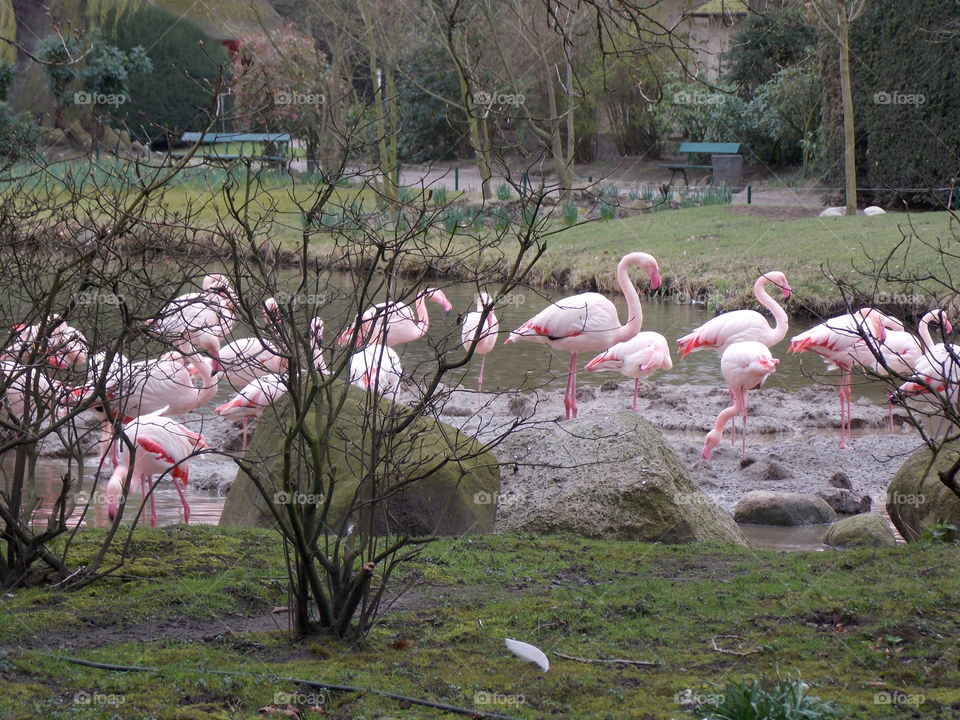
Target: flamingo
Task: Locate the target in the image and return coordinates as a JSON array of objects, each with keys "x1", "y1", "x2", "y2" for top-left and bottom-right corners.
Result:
[
  {"x1": 676, "y1": 271, "x2": 791, "y2": 357},
  {"x1": 337, "y1": 288, "x2": 453, "y2": 348},
  {"x1": 6, "y1": 315, "x2": 88, "y2": 369},
  {"x1": 504, "y1": 252, "x2": 661, "y2": 419},
  {"x1": 149, "y1": 273, "x2": 236, "y2": 346},
  {"x1": 460, "y1": 292, "x2": 499, "y2": 393},
  {"x1": 584, "y1": 331, "x2": 673, "y2": 411},
  {"x1": 214, "y1": 319, "x2": 329, "y2": 450},
  {"x1": 350, "y1": 344, "x2": 403, "y2": 395},
  {"x1": 0, "y1": 360, "x2": 69, "y2": 425},
  {"x1": 214, "y1": 374, "x2": 287, "y2": 451},
  {"x1": 219, "y1": 297, "x2": 286, "y2": 390},
  {"x1": 105, "y1": 408, "x2": 208, "y2": 527},
  {"x1": 788, "y1": 308, "x2": 887, "y2": 448},
  {"x1": 702, "y1": 341, "x2": 779, "y2": 460}
]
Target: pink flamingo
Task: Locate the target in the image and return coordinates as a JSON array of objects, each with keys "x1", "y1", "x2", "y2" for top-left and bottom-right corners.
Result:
[
  {"x1": 149, "y1": 273, "x2": 236, "y2": 346},
  {"x1": 676, "y1": 271, "x2": 791, "y2": 357},
  {"x1": 7, "y1": 315, "x2": 88, "y2": 369},
  {"x1": 219, "y1": 298, "x2": 286, "y2": 390},
  {"x1": 702, "y1": 341, "x2": 779, "y2": 460},
  {"x1": 460, "y1": 292, "x2": 499, "y2": 393},
  {"x1": 105, "y1": 408, "x2": 208, "y2": 527},
  {"x1": 350, "y1": 344, "x2": 403, "y2": 395},
  {"x1": 337, "y1": 288, "x2": 453, "y2": 348},
  {"x1": 788, "y1": 308, "x2": 888, "y2": 449},
  {"x1": 504, "y1": 252, "x2": 661, "y2": 419},
  {"x1": 584, "y1": 331, "x2": 673, "y2": 411},
  {"x1": 215, "y1": 319, "x2": 329, "y2": 450}
]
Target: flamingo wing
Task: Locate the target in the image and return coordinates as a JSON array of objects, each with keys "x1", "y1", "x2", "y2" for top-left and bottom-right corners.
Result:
[
  {"x1": 677, "y1": 310, "x2": 769, "y2": 356},
  {"x1": 507, "y1": 293, "x2": 618, "y2": 347}
]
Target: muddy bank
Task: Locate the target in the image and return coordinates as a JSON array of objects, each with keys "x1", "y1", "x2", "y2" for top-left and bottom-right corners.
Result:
[{"x1": 436, "y1": 379, "x2": 923, "y2": 515}]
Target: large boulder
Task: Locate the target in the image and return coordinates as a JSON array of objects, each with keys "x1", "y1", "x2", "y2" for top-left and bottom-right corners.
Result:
[
  {"x1": 494, "y1": 412, "x2": 747, "y2": 545},
  {"x1": 219, "y1": 386, "x2": 499, "y2": 535},
  {"x1": 824, "y1": 514, "x2": 897, "y2": 548},
  {"x1": 886, "y1": 440, "x2": 960, "y2": 541},
  {"x1": 734, "y1": 491, "x2": 837, "y2": 526}
]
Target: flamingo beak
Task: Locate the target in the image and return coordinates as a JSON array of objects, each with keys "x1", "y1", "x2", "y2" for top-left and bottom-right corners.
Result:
[
  {"x1": 584, "y1": 354, "x2": 607, "y2": 372},
  {"x1": 650, "y1": 270, "x2": 662, "y2": 291}
]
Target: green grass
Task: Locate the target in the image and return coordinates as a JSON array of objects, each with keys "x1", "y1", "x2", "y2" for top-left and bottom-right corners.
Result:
[{"x1": 1, "y1": 527, "x2": 958, "y2": 719}]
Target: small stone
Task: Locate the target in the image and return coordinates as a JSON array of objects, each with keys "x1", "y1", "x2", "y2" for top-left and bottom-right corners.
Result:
[
  {"x1": 816, "y1": 489, "x2": 872, "y2": 515},
  {"x1": 600, "y1": 380, "x2": 620, "y2": 392},
  {"x1": 576, "y1": 386, "x2": 596, "y2": 402},
  {"x1": 829, "y1": 472, "x2": 853, "y2": 489},
  {"x1": 824, "y1": 514, "x2": 896, "y2": 548},
  {"x1": 739, "y1": 456, "x2": 756, "y2": 469},
  {"x1": 507, "y1": 393, "x2": 531, "y2": 417},
  {"x1": 759, "y1": 460, "x2": 790, "y2": 481},
  {"x1": 734, "y1": 490, "x2": 837, "y2": 526}
]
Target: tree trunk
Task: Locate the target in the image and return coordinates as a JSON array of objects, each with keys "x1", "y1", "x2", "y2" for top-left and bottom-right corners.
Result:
[{"x1": 837, "y1": 0, "x2": 857, "y2": 215}]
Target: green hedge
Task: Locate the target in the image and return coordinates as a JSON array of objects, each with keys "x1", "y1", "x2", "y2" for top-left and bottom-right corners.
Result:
[
  {"x1": 852, "y1": 0, "x2": 960, "y2": 207},
  {"x1": 103, "y1": 4, "x2": 229, "y2": 145}
]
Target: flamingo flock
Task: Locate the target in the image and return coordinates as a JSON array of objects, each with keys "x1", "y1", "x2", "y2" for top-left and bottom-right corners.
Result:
[{"x1": 3, "y1": 259, "x2": 955, "y2": 528}]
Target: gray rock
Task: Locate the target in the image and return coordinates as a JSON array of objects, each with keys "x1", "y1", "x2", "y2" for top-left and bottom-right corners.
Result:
[
  {"x1": 758, "y1": 460, "x2": 791, "y2": 481},
  {"x1": 817, "y1": 489, "x2": 871, "y2": 515},
  {"x1": 495, "y1": 411, "x2": 747, "y2": 544},
  {"x1": 886, "y1": 440, "x2": 960, "y2": 541},
  {"x1": 829, "y1": 471, "x2": 853, "y2": 489},
  {"x1": 734, "y1": 490, "x2": 838, "y2": 526},
  {"x1": 824, "y1": 514, "x2": 897, "y2": 548}
]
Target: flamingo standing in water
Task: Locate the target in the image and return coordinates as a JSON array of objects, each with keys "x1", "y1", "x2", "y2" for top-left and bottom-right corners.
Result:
[
  {"x1": 460, "y1": 292, "x2": 499, "y2": 393},
  {"x1": 337, "y1": 288, "x2": 453, "y2": 348},
  {"x1": 105, "y1": 408, "x2": 208, "y2": 527},
  {"x1": 584, "y1": 331, "x2": 673, "y2": 411},
  {"x1": 702, "y1": 341, "x2": 779, "y2": 460},
  {"x1": 504, "y1": 252, "x2": 661, "y2": 419},
  {"x1": 676, "y1": 272, "x2": 791, "y2": 357},
  {"x1": 788, "y1": 308, "x2": 887, "y2": 448}
]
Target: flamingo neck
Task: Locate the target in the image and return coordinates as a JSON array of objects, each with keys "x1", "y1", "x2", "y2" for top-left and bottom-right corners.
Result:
[
  {"x1": 754, "y1": 276, "x2": 788, "y2": 344},
  {"x1": 189, "y1": 355, "x2": 218, "y2": 406},
  {"x1": 611, "y1": 256, "x2": 645, "y2": 344},
  {"x1": 917, "y1": 311, "x2": 937, "y2": 349},
  {"x1": 414, "y1": 293, "x2": 430, "y2": 333}
]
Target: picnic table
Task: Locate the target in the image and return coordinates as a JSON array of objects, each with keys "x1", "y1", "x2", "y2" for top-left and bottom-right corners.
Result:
[
  {"x1": 660, "y1": 142, "x2": 741, "y2": 186},
  {"x1": 173, "y1": 132, "x2": 292, "y2": 167}
]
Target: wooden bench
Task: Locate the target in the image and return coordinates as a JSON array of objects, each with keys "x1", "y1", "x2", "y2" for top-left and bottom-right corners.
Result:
[
  {"x1": 660, "y1": 142, "x2": 741, "y2": 186},
  {"x1": 173, "y1": 132, "x2": 292, "y2": 167}
]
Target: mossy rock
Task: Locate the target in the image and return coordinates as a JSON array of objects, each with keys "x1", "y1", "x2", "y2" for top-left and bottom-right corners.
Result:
[
  {"x1": 219, "y1": 385, "x2": 499, "y2": 535},
  {"x1": 824, "y1": 513, "x2": 897, "y2": 548},
  {"x1": 886, "y1": 439, "x2": 960, "y2": 541},
  {"x1": 495, "y1": 411, "x2": 747, "y2": 544}
]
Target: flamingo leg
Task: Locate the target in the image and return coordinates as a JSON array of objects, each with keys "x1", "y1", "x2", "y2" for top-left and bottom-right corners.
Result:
[
  {"x1": 740, "y1": 388, "x2": 749, "y2": 456},
  {"x1": 564, "y1": 353, "x2": 579, "y2": 419},
  {"x1": 839, "y1": 369, "x2": 852, "y2": 450},
  {"x1": 632, "y1": 377, "x2": 639, "y2": 412},
  {"x1": 241, "y1": 419, "x2": 248, "y2": 452},
  {"x1": 477, "y1": 354, "x2": 486, "y2": 395},
  {"x1": 728, "y1": 388, "x2": 737, "y2": 445},
  {"x1": 172, "y1": 468, "x2": 191, "y2": 525},
  {"x1": 887, "y1": 403, "x2": 894, "y2": 433}
]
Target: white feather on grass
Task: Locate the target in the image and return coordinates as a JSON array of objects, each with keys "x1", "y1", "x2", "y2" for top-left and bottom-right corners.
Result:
[{"x1": 505, "y1": 638, "x2": 549, "y2": 671}]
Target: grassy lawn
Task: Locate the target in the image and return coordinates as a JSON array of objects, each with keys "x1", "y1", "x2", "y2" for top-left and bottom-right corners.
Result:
[{"x1": 1, "y1": 526, "x2": 958, "y2": 719}]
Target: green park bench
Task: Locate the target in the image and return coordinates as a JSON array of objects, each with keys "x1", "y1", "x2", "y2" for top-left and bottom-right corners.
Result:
[
  {"x1": 173, "y1": 132, "x2": 292, "y2": 168},
  {"x1": 660, "y1": 142, "x2": 741, "y2": 186}
]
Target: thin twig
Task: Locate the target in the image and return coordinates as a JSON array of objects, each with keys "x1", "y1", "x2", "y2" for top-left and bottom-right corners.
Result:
[
  {"x1": 553, "y1": 651, "x2": 658, "y2": 667},
  {"x1": 710, "y1": 635, "x2": 765, "y2": 657}
]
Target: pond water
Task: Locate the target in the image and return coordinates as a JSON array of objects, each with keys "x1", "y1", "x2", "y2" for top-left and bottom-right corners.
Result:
[{"x1": 8, "y1": 273, "x2": 898, "y2": 548}]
